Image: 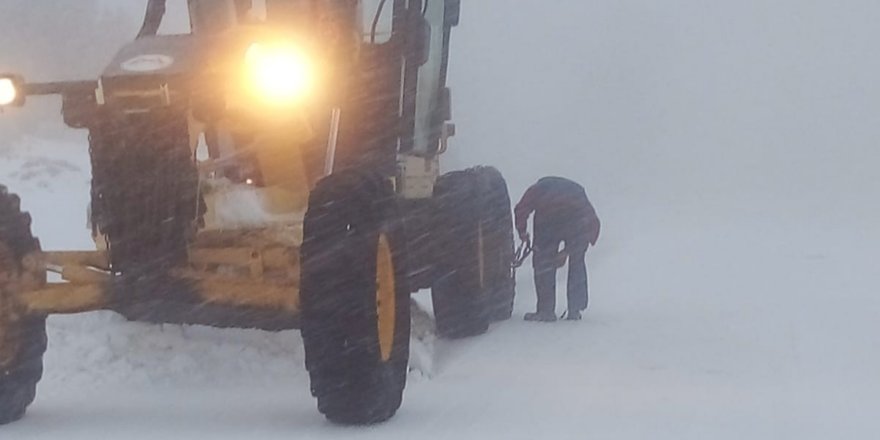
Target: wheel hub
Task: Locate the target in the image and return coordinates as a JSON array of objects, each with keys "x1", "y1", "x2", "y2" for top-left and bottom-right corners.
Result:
[{"x1": 376, "y1": 234, "x2": 396, "y2": 362}]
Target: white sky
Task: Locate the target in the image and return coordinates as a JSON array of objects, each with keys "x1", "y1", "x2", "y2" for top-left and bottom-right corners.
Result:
[{"x1": 448, "y1": 1, "x2": 880, "y2": 219}]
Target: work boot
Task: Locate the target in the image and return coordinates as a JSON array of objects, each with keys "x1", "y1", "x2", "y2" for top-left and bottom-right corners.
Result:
[
  {"x1": 565, "y1": 310, "x2": 582, "y2": 321},
  {"x1": 524, "y1": 311, "x2": 557, "y2": 322}
]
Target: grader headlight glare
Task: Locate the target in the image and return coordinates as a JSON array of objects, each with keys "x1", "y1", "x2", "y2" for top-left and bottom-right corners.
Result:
[
  {"x1": 0, "y1": 76, "x2": 21, "y2": 107},
  {"x1": 244, "y1": 43, "x2": 314, "y2": 105}
]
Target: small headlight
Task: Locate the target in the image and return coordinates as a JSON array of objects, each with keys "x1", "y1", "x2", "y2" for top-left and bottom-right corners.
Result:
[
  {"x1": 244, "y1": 43, "x2": 314, "y2": 105},
  {"x1": 0, "y1": 77, "x2": 19, "y2": 107}
]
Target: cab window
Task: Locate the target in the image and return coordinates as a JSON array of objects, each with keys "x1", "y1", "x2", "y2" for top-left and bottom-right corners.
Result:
[
  {"x1": 412, "y1": 0, "x2": 446, "y2": 153},
  {"x1": 361, "y1": 0, "x2": 394, "y2": 43}
]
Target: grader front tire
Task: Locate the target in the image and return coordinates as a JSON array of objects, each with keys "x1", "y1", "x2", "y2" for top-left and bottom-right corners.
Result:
[
  {"x1": 0, "y1": 187, "x2": 47, "y2": 425},
  {"x1": 300, "y1": 171, "x2": 411, "y2": 425}
]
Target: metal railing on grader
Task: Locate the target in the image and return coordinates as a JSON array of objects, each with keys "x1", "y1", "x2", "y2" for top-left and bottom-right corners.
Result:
[{"x1": 0, "y1": 0, "x2": 515, "y2": 426}]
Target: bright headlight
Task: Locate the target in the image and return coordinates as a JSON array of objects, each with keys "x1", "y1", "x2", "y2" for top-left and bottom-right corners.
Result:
[
  {"x1": 0, "y1": 78, "x2": 18, "y2": 106},
  {"x1": 244, "y1": 43, "x2": 314, "y2": 105}
]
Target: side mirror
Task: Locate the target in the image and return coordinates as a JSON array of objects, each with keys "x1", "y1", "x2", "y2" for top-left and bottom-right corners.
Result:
[
  {"x1": 445, "y1": 0, "x2": 461, "y2": 27},
  {"x1": 439, "y1": 87, "x2": 453, "y2": 121},
  {"x1": 0, "y1": 74, "x2": 26, "y2": 108},
  {"x1": 409, "y1": 14, "x2": 431, "y2": 66}
]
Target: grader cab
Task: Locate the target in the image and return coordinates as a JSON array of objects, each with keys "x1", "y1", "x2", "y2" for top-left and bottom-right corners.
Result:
[{"x1": 0, "y1": 0, "x2": 515, "y2": 425}]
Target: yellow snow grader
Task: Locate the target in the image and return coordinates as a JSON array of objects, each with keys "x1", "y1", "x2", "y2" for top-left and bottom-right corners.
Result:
[{"x1": 0, "y1": 0, "x2": 515, "y2": 426}]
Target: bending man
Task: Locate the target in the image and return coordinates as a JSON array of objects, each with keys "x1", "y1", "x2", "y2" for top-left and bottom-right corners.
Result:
[{"x1": 515, "y1": 177, "x2": 600, "y2": 322}]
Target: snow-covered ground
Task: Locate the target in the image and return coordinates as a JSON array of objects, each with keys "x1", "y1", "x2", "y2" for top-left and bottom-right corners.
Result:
[
  {"x1": 4, "y1": 1, "x2": 880, "y2": 438},
  {"x1": 2, "y1": 140, "x2": 878, "y2": 439}
]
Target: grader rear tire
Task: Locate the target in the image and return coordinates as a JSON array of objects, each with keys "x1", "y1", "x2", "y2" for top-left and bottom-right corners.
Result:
[
  {"x1": 430, "y1": 170, "x2": 490, "y2": 339},
  {"x1": 430, "y1": 167, "x2": 516, "y2": 337},
  {"x1": 300, "y1": 171, "x2": 411, "y2": 425},
  {"x1": 0, "y1": 187, "x2": 47, "y2": 425},
  {"x1": 473, "y1": 167, "x2": 516, "y2": 322}
]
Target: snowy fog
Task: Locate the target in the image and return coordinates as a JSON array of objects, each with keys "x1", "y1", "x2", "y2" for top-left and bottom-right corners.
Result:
[{"x1": 2, "y1": 0, "x2": 880, "y2": 438}]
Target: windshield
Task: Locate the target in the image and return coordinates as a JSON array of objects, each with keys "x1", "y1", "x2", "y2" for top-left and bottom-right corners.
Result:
[
  {"x1": 412, "y1": 0, "x2": 446, "y2": 153},
  {"x1": 361, "y1": 0, "x2": 393, "y2": 43},
  {"x1": 188, "y1": 0, "x2": 238, "y2": 33},
  {"x1": 137, "y1": 0, "x2": 252, "y2": 37}
]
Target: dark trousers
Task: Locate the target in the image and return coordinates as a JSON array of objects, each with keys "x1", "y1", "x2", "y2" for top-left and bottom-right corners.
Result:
[{"x1": 533, "y1": 243, "x2": 588, "y2": 315}]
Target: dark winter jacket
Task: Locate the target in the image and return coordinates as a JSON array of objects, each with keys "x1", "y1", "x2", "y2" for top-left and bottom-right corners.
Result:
[{"x1": 514, "y1": 177, "x2": 600, "y2": 247}]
